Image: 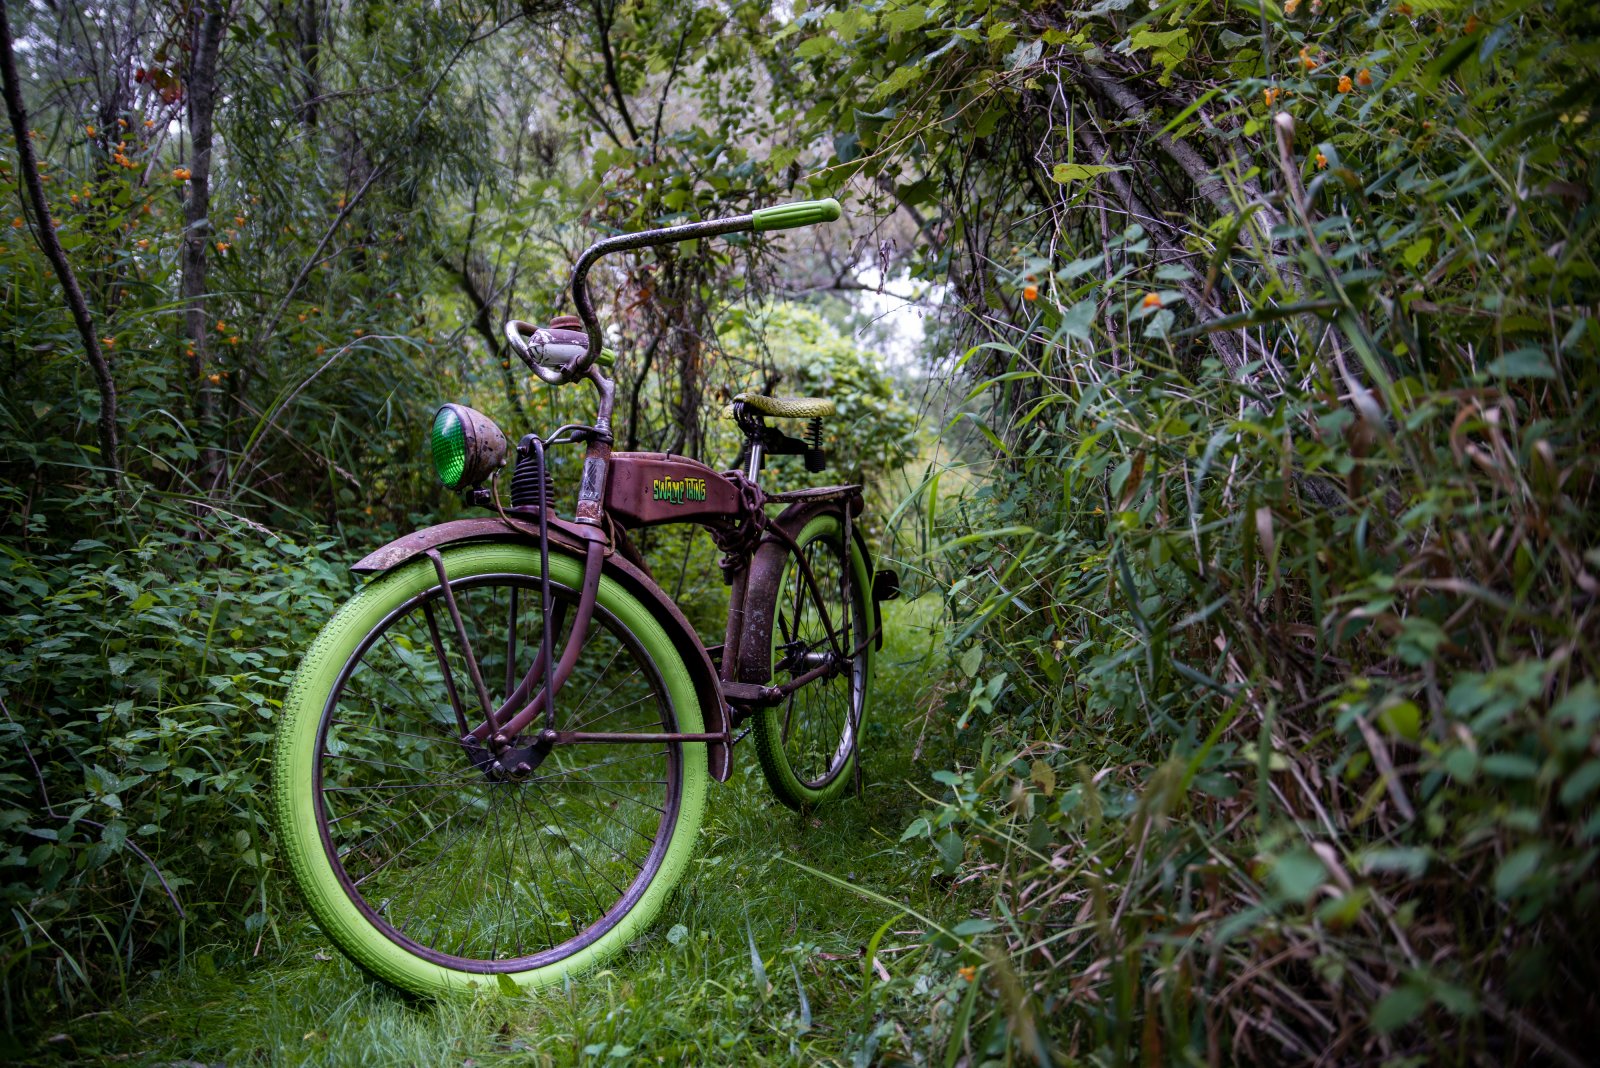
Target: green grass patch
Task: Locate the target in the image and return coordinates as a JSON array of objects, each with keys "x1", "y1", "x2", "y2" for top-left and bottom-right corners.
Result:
[{"x1": 34, "y1": 595, "x2": 963, "y2": 1066}]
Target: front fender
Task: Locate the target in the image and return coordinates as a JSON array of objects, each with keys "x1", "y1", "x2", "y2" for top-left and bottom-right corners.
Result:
[{"x1": 351, "y1": 516, "x2": 731, "y2": 782}]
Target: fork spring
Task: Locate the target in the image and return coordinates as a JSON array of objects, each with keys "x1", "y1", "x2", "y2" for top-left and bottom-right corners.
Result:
[{"x1": 510, "y1": 448, "x2": 558, "y2": 510}]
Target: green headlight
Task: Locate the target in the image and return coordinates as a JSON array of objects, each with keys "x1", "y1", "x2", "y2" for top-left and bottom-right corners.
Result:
[
  {"x1": 430, "y1": 403, "x2": 507, "y2": 490},
  {"x1": 431, "y1": 406, "x2": 467, "y2": 486}
]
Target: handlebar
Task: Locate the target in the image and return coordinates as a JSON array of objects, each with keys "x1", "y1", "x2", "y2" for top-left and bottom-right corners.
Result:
[{"x1": 505, "y1": 198, "x2": 842, "y2": 386}]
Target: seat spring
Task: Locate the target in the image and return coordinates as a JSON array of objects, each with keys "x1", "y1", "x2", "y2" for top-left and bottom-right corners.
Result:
[{"x1": 804, "y1": 416, "x2": 825, "y2": 474}]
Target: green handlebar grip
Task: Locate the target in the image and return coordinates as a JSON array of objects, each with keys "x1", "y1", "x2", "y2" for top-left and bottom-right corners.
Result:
[
  {"x1": 751, "y1": 197, "x2": 842, "y2": 232},
  {"x1": 599, "y1": 347, "x2": 617, "y2": 368}
]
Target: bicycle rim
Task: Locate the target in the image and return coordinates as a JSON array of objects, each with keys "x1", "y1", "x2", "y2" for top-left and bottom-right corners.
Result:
[{"x1": 272, "y1": 543, "x2": 707, "y2": 994}]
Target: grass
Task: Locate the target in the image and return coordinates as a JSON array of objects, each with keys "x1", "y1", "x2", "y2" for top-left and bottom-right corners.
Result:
[{"x1": 36, "y1": 594, "x2": 958, "y2": 1066}]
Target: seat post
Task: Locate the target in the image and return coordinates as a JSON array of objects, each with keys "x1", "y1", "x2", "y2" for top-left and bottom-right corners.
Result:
[{"x1": 744, "y1": 441, "x2": 764, "y2": 484}]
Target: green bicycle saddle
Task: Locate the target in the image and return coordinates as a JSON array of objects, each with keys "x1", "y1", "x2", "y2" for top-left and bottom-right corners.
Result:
[{"x1": 727, "y1": 393, "x2": 836, "y2": 419}]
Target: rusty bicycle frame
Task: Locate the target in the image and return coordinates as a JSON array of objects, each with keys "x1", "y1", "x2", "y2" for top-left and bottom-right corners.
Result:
[{"x1": 345, "y1": 208, "x2": 892, "y2": 786}]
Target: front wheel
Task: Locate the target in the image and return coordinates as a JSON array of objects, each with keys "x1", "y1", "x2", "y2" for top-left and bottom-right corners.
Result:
[
  {"x1": 270, "y1": 542, "x2": 708, "y2": 996},
  {"x1": 753, "y1": 512, "x2": 874, "y2": 810}
]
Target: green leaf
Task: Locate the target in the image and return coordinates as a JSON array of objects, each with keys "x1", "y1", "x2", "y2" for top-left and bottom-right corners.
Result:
[
  {"x1": 745, "y1": 917, "x2": 769, "y2": 991},
  {"x1": 1050, "y1": 162, "x2": 1124, "y2": 183},
  {"x1": 1030, "y1": 759, "x2": 1056, "y2": 797},
  {"x1": 1056, "y1": 297, "x2": 1098, "y2": 341},
  {"x1": 1360, "y1": 848, "x2": 1430, "y2": 878},
  {"x1": 1270, "y1": 848, "x2": 1326, "y2": 904},
  {"x1": 1372, "y1": 984, "x2": 1428, "y2": 1034},
  {"x1": 796, "y1": 35, "x2": 839, "y2": 59},
  {"x1": 1561, "y1": 761, "x2": 1600, "y2": 807},
  {"x1": 496, "y1": 971, "x2": 520, "y2": 996},
  {"x1": 936, "y1": 830, "x2": 964, "y2": 873},
  {"x1": 1483, "y1": 347, "x2": 1554, "y2": 379},
  {"x1": 1481, "y1": 753, "x2": 1538, "y2": 779},
  {"x1": 959, "y1": 645, "x2": 983, "y2": 677},
  {"x1": 872, "y1": 65, "x2": 923, "y2": 102},
  {"x1": 1493, "y1": 845, "x2": 1545, "y2": 898},
  {"x1": 1125, "y1": 28, "x2": 1190, "y2": 85},
  {"x1": 1402, "y1": 236, "x2": 1433, "y2": 268},
  {"x1": 1376, "y1": 700, "x2": 1422, "y2": 742}
]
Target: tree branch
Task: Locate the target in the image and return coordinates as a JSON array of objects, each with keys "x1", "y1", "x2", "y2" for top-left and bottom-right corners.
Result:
[
  {"x1": 2, "y1": 7, "x2": 122, "y2": 496},
  {"x1": 592, "y1": 0, "x2": 639, "y2": 141}
]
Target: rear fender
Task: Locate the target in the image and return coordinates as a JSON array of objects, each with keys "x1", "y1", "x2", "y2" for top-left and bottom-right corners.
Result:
[
  {"x1": 351, "y1": 517, "x2": 731, "y2": 781},
  {"x1": 734, "y1": 495, "x2": 873, "y2": 685}
]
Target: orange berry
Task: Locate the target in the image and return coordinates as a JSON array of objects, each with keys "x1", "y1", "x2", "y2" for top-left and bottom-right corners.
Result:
[
  {"x1": 1337, "y1": 75, "x2": 1353, "y2": 93},
  {"x1": 207, "y1": 373, "x2": 221, "y2": 384},
  {"x1": 958, "y1": 965, "x2": 977, "y2": 982},
  {"x1": 117, "y1": 118, "x2": 127, "y2": 128},
  {"x1": 1357, "y1": 68, "x2": 1373, "y2": 87},
  {"x1": 1263, "y1": 87, "x2": 1280, "y2": 106},
  {"x1": 9, "y1": 217, "x2": 21, "y2": 229},
  {"x1": 1464, "y1": 14, "x2": 1479, "y2": 32},
  {"x1": 215, "y1": 320, "x2": 227, "y2": 332},
  {"x1": 214, "y1": 241, "x2": 229, "y2": 252},
  {"x1": 101, "y1": 336, "x2": 115, "y2": 348},
  {"x1": 136, "y1": 239, "x2": 149, "y2": 249},
  {"x1": 1315, "y1": 151, "x2": 1328, "y2": 168},
  {"x1": 1300, "y1": 47, "x2": 1316, "y2": 70},
  {"x1": 172, "y1": 167, "x2": 191, "y2": 181},
  {"x1": 144, "y1": 119, "x2": 155, "y2": 128},
  {"x1": 85, "y1": 124, "x2": 96, "y2": 137},
  {"x1": 228, "y1": 336, "x2": 239, "y2": 345},
  {"x1": 1141, "y1": 292, "x2": 1162, "y2": 308},
  {"x1": 1023, "y1": 284, "x2": 1038, "y2": 302},
  {"x1": 315, "y1": 344, "x2": 325, "y2": 355},
  {"x1": 234, "y1": 215, "x2": 245, "y2": 226}
]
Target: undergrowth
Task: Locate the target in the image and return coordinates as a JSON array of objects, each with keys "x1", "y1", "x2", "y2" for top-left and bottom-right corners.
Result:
[{"x1": 16, "y1": 594, "x2": 978, "y2": 1066}]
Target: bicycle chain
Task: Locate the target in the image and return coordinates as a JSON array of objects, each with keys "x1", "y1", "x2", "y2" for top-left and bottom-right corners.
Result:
[{"x1": 711, "y1": 471, "x2": 770, "y2": 581}]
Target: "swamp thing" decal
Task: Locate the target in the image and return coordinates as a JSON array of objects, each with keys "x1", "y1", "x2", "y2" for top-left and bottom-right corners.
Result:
[{"x1": 651, "y1": 476, "x2": 708, "y2": 505}]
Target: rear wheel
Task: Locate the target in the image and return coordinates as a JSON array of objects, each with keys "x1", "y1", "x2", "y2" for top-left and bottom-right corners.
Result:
[
  {"x1": 271, "y1": 542, "x2": 707, "y2": 995},
  {"x1": 752, "y1": 512, "x2": 874, "y2": 810}
]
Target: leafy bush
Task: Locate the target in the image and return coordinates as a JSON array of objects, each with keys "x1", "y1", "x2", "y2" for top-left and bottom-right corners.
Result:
[
  {"x1": 0, "y1": 484, "x2": 349, "y2": 1021},
  {"x1": 815, "y1": 0, "x2": 1600, "y2": 1061}
]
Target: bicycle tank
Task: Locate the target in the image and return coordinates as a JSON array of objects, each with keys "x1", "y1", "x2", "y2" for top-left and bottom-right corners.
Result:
[{"x1": 604, "y1": 453, "x2": 744, "y2": 530}]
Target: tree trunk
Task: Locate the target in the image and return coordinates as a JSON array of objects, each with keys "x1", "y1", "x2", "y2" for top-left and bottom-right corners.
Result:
[
  {"x1": 181, "y1": 1, "x2": 226, "y2": 485},
  {"x1": 1, "y1": 6, "x2": 123, "y2": 497}
]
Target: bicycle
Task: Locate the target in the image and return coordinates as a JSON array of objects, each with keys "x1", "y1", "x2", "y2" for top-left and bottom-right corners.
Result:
[{"x1": 269, "y1": 198, "x2": 900, "y2": 996}]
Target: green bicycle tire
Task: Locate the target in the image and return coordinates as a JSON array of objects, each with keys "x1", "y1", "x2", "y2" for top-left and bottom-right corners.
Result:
[
  {"x1": 270, "y1": 542, "x2": 708, "y2": 996},
  {"x1": 752, "y1": 512, "x2": 875, "y2": 810}
]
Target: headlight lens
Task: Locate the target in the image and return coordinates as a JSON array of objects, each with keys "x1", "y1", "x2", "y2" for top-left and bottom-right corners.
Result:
[{"x1": 430, "y1": 403, "x2": 507, "y2": 489}]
